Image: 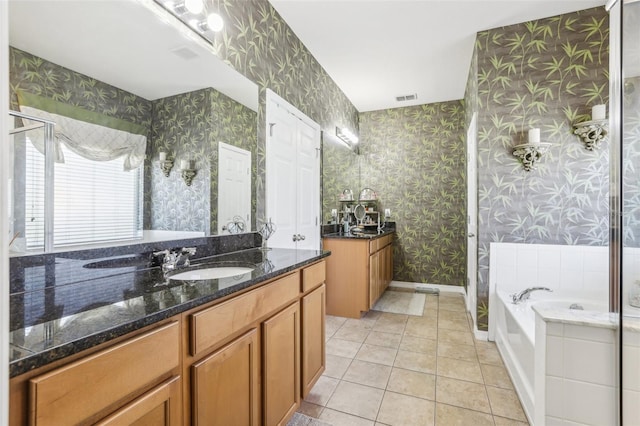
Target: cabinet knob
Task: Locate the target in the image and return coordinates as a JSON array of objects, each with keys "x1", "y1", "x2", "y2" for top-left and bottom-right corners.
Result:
[
  {"x1": 300, "y1": 234, "x2": 306, "y2": 240},
  {"x1": 468, "y1": 233, "x2": 475, "y2": 238}
]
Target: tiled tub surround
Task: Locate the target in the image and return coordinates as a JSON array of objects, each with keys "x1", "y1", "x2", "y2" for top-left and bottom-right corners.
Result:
[
  {"x1": 9, "y1": 233, "x2": 329, "y2": 377},
  {"x1": 488, "y1": 242, "x2": 618, "y2": 425}
]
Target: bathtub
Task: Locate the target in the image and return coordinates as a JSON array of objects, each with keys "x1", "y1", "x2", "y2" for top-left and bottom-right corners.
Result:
[{"x1": 492, "y1": 291, "x2": 608, "y2": 423}]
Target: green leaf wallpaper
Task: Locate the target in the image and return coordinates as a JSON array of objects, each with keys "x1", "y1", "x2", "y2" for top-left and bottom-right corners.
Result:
[
  {"x1": 359, "y1": 102, "x2": 467, "y2": 286},
  {"x1": 9, "y1": 47, "x2": 152, "y2": 130},
  {"x1": 148, "y1": 87, "x2": 257, "y2": 234},
  {"x1": 467, "y1": 7, "x2": 610, "y2": 329}
]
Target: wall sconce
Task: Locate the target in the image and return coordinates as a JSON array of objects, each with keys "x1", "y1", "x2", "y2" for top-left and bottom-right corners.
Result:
[
  {"x1": 180, "y1": 159, "x2": 197, "y2": 186},
  {"x1": 573, "y1": 104, "x2": 608, "y2": 151},
  {"x1": 512, "y1": 128, "x2": 552, "y2": 171},
  {"x1": 158, "y1": 152, "x2": 174, "y2": 177},
  {"x1": 336, "y1": 126, "x2": 359, "y2": 148}
]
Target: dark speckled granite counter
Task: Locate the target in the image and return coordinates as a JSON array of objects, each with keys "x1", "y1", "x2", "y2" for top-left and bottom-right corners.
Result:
[
  {"x1": 9, "y1": 238, "x2": 329, "y2": 377},
  {"x1": 322, "y1": 229, "x2": 395, "y2": 240}
]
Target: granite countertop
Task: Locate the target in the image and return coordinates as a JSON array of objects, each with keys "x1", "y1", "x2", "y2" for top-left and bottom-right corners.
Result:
[
  {"x1": 9, "y1": 247, "x2": 329, "y2": 377},
  {"x1": 323, "y1": 228, "x2": 395, "y2": 240}
]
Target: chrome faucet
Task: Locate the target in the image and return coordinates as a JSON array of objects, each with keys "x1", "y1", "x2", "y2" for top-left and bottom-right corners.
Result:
[
  {"x1": 510, "y1": 287, "x2": 552, "y2": 304},
  {"x1": 153, "y1": 247, "x2": 197, "y2": 274}
]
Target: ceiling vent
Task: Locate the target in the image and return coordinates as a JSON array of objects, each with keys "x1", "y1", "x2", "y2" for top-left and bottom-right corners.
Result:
[
  {"x1": 396, "y1": 93, "x2": 417, "y2": 102},
  {"x1": 170, "y1": 46, "x2": 199, "y2": 60}
]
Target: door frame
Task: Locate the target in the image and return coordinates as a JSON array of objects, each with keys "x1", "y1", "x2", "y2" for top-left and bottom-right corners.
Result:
[
  {"x1": 1, "y1": 1, "x2": 10, "y2": 423},
  {"x1": 466, "y1": 112, "x2": 478, "y2": 329},
  {"x1": 265, "y1": 89, "x2": 321, "y2": 249}
]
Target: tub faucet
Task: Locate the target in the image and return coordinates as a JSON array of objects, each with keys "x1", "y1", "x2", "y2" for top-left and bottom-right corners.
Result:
[{"x1": 510, "y1": 287, "x2": 552, "y2": 304}]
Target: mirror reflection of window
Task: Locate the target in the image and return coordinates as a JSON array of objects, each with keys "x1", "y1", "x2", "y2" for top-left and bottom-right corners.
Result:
[{"x1": 23, "y1": 141, "x2": 143, "y2": 250}]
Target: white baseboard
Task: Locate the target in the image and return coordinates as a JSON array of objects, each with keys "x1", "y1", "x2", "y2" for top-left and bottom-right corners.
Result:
[
  {"x1": 474, "y1": 328, "x2": 489, "y2": 341},
  {"x1": 389, "y1": 281, "x2": 465, "y2": 294}
]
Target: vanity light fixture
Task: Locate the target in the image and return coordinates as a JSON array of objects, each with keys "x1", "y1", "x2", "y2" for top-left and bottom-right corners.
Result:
[
  {"x1": 168, "y1": 0, "x2": 224, "y2": 33},
  {"x1": 573, "y1": 104, "x2": 608, "y2": 151},
  {"x1": 184, "y1": 0, "x2": 203, "y2": 14},
  {"x1": 336, "y1": 126, "x2": 359, "y2": 148},
  {"x1": 159, "y1": 151, "x2": 174, "y2": 177},
  {"x1": 206, "y1": 13, "x2": 224, "y2": 32},
  {"x1": 180, "y1": 159, "x2": 197, "y2": 186},
  {"x1": 512, "y1": 128, "x2": 552, "y2": 172}
]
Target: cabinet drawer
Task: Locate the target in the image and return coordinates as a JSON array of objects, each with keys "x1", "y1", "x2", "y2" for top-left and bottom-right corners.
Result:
[
  {"x1": 369, "y1": 239, "x2": 378, "y2": 254},
  {"x1": 191, "y1": 272, "x2": 300, "y2": 356},
  {"x1": 302, "y1": 261, "x2": 325, "y2": 293},
  {"x1": 30, "y1": 321, "x2": 180, "y2": 426}
]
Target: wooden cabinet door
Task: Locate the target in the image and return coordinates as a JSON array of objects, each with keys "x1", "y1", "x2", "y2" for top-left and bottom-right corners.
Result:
[
  {"x1": 301, "y1": 284, "x2": 325, "y2": 398},
  {"x1": 369, "y1": 250, "x2": 380, "y2": 309},
  {"x1": 96, "y1": 376, "x2": 181, "y2": 426},
  {"x1": 263, "y1": 302, "x2": 300, "y2": 426},
  {"x1": 191, "y1": 329, "x2": 260, "y2": 426},
  {"x1": 386, "y1": 244, "x2": 394, "y2": 287}
]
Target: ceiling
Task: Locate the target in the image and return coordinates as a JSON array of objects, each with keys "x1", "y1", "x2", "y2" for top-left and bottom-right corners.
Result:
[{"x1": 269, "y1": 0, "x2": 607, "y2": 112}]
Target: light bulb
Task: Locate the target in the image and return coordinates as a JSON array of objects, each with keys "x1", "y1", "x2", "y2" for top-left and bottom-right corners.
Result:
[
  {"x1": 184, "y1": 0, "x2": 203, "y2": 14},
  {"x1": 207, "y1": 13, "x2": 224, "y2": 32}
]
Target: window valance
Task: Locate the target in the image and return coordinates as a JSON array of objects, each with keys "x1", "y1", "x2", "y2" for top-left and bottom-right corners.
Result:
[{"x1": 17, "y1": 91, "x2": 148, "y2": 171}]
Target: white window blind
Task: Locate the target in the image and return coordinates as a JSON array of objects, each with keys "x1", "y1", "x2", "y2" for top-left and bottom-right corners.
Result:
[{"x1": 25, "y1": 141, "x2": 143, "y2": 249}]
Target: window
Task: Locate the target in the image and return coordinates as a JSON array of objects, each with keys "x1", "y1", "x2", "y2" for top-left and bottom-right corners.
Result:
[{"x1": 24, "y1": 141, "x2": 143, "y2": 249}]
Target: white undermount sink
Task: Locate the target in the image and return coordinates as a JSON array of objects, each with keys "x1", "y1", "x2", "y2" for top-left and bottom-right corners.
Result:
[{"x1": 169, "y1": 266, "x2": 254, "y2": 281}]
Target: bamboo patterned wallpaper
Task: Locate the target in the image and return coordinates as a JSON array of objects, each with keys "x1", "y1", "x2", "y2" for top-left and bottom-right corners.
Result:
[
  {"x1": 359, "y1": 102, "x2": 466, "y2": 286},
  {"x1": 148, "y1": 88, "x2": 257, "y2": 234},
  {"x1": 468, "y1": 7, "x2": 610, "y2": 329},
  {"x1": 9, "y1": 47, "x2": 152, "y2": 129}
]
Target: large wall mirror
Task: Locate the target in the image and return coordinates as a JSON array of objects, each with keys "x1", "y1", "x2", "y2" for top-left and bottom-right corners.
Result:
[{"x1": 8, "y1": 0, "x2": 258, "y2": 254}]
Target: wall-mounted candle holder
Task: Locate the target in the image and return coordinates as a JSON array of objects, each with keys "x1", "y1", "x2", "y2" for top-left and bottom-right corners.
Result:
[
  {"x1": 513, "y1": 143, "x2": 552, "y2": 171},
  {"x1": 180, "y1": 159, "x2": 197, "y2": 186},
  {"x1": 573, "y1": 120, "x2": 608, "y2": 151},
  {"x1": 512, "y1": 128, "x2": 551, "y2": 171},
  {"x1": 158, "y1": 152, "x2": 174, "y2": 177},
  {"x1": 573, "y1": 104, "x2": 608, "y2": 151}
]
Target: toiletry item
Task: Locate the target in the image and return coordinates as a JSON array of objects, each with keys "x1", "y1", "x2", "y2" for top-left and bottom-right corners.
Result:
[
  {"x1": 630, "y1": 280, "x2": 640, "y2": 308},
  {"x1": 528, "y1": 128, "x2": 540, "y2": 144},
  {"x1": 343, "y1": 219, "x2": 349, "y2": 234}
]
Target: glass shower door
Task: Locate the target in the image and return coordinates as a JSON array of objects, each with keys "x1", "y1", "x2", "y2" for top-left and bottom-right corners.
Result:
[{"x1": 621, "y1": 0, "x2": 640, "y2": 424}]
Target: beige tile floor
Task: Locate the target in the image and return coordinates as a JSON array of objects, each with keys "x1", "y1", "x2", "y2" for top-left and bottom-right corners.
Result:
[{"x1": 299, "y1": 291, "x2": 530, "y2": 426}]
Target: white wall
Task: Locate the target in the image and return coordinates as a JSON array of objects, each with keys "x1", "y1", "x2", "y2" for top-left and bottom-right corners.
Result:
[{"x1": 1, "y1": 2, "x2": 10, "y2": 425}]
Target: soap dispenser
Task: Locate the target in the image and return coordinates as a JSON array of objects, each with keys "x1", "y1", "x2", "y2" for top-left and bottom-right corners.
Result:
[{"x1": 342, "y1": 217, "x2": 350, "y2": 235}]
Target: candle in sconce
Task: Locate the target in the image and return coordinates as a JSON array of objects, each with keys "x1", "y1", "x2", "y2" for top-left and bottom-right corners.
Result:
[
  {"x1": 159, "y1": 152, "x2": 167, "y2": 162},
  {"x1": 528, "y1": 128, "x2": 540, "y2": 144},
  {"x1": 592, "y1": 104, "x2": 606, "y2": 120},
  {"x1": 180, "y1": 159, "x2": 189, "y2": 170}
]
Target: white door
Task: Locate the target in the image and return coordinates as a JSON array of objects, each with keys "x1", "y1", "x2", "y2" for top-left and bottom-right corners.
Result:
[
  {"x1": 218, "y1": 142, "x2": 251, "y2": 234},
  {"x1": 467, "y1": 112, "x2": 478, "y2": 326},
  {"x1": 266, "y1": 90, "x2": 320, "y2": 250}
]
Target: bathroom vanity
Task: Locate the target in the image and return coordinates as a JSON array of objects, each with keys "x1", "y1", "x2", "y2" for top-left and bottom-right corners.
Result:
[
  {"x1": 323, "y1": 231, "x2": 394, "y2": 318},
  {"x1": 8, "y1": 241, "x2": 328, "y2": 426}
]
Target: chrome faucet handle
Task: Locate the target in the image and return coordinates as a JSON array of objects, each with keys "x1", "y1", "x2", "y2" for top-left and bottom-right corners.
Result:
[
  {"x1": 179, "y1": 247, "x2": 197, "y2": 267},
  {"x1": 153, "y1": 249, "x2": 170, "y2": 258}
]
